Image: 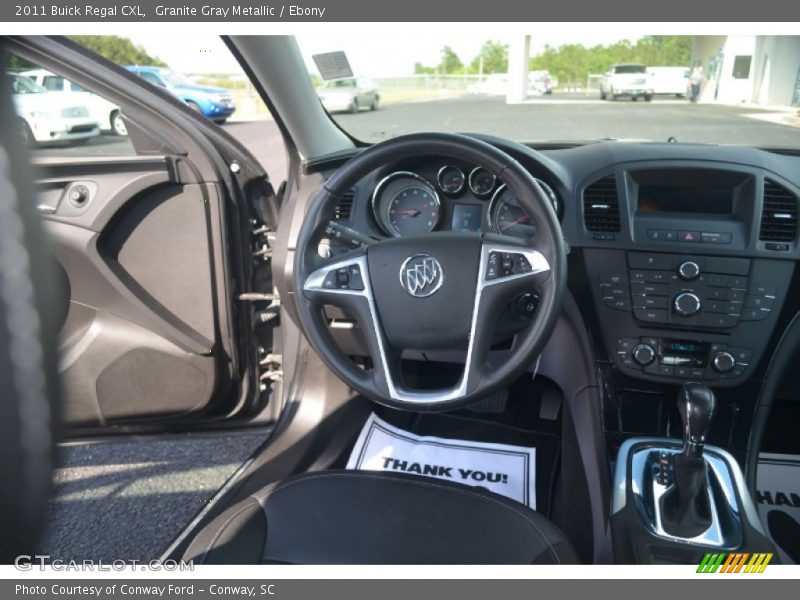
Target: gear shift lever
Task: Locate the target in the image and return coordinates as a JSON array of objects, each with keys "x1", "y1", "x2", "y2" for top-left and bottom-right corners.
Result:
[
  {"x1": 677, "y1": 383, "x2": 716, "y2": 457},
  {"x1": 660, "y1": 383, "x2": 716, "y2": 538}
]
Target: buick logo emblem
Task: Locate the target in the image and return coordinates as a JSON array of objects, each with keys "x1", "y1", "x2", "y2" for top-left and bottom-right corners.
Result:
[{"x1": 399, "y1": 255, "x2": 443, "y2": 298}]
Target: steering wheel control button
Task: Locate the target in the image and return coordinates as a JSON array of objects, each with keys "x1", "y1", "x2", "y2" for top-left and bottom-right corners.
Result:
[
  {"x1": 513, "y1": 292, "x2": 540, "y2": 320},
  {"x1": 678, "y1": 261, "x2": 700, "y2": 281},
  {"x1": 321, "y1": 264, "x2": 364, "y2": 291},
  {"x1": 711, "y1": 351, "x2": 736, "y2": 374},
  {"x1": 486, "y1": 251, "x2": 533, "y2": 281},
  {"x1": 632, "y1": 343, "x2": 656, "y2": 366},
  {"x1": 673, "y1": 292, "x2": 701, "y2": 317},
  {"x1": 514, "y1": 254, "x2": 532, "y2": 273},
  {"x1": 348, "y1": 265, "x2": 365, "y2": 290}
]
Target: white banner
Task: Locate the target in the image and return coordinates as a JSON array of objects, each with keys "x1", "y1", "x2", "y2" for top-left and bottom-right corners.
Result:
[
  {"x1": 757, "y1": 453, "x2": 800, "y2": 565},
  {"x1": 346, "y1": 413, "x2": 537, "y2": 508}
]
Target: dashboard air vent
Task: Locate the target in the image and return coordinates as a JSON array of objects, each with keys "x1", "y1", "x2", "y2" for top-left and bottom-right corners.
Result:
[
  {"x1": 760, "y1": 179, "x2": 798, "y2": 242},
  {"x1": 583, "y1": 175, "x2": 620, "y2": 232},
  {"x1": 332, "y1": 188, "x2": 355, "y2": 221}
]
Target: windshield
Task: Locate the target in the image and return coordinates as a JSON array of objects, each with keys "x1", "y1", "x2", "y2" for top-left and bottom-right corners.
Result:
[
  {"x1": 8, "y1": 74, "x2": 46, "y2": 94},
  {"x1": 298, "y1": 33, "x2": 800, "y2": 148},
  {"x1": 159, "y1": 69, "x2": 196, "y2": 87},
  {"x1": 613, "y1": 65, "x2": 647, "y2": 74}
]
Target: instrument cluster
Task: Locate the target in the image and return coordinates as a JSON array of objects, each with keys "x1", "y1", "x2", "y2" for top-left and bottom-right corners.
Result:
[{"x1": 369, "y1": 163, "x2": 559, "y2": 241}]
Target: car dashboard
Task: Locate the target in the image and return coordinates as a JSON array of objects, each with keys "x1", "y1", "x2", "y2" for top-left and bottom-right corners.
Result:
[{"x1": 302, "y1": 138, "x2": 800, "y2": 455}]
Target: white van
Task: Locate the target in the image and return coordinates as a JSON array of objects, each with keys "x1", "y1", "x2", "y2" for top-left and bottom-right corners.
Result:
[
  {"x1": 22, "y1": 68, "x2": 127, "y2": 135},
  {"x1": 647, "y1": 67, "x2": 690, "y2": 97}
]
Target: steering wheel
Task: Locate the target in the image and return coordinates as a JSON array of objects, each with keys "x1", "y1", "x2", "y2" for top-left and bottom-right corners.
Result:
[{"x1": 293, "y1": 133, "x2": 567, "y2": 411}]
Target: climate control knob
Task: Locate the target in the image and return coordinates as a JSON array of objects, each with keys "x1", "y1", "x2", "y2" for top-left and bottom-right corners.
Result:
[
  {"x1": 632, "y1": 343, "x2": 656, "y2": 366},
  {"x1": 712, "y1": 351, "x2": 736, "y2": 374},
  {"x1": 678, "y1": 261, "x2": 700, "y2": 281},
  {"x1": 674, "y1": 292, "x2": 701, "y2": 317}
]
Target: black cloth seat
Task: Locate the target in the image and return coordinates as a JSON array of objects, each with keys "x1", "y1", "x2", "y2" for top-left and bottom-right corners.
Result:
[{"x1": 184, "y1": 470, "x2": 579, "y2": 564}]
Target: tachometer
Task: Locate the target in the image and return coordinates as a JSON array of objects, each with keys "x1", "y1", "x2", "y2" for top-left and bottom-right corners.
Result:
[
  {"x1": 488, "y1": 180, "x2": 558, "y2": 240},
  {"x1": 372, "y1": 172, "x2": 441, "y2": 237}
]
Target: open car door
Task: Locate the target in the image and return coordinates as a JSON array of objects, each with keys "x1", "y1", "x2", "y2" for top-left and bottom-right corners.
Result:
[{"x1": 2, "y1": 36, "x2": 282, "y2": 434}]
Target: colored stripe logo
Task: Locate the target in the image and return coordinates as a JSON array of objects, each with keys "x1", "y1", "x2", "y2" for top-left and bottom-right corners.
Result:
[{"x1": 697, "y1": 552, "x2": 773, "y2": 573}]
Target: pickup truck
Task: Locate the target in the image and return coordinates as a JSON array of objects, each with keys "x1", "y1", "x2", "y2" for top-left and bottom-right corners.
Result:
[{"x1": 600, "y1": 64, "x2": 654, "y2": 101}]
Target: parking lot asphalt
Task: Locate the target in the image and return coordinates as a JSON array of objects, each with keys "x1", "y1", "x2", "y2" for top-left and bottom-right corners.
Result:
[
  {"x1": 33, "y1": 94, "x2": 800, "y2": 183},
  {"x1": 333, "y1": 94, "x2": 800, "y2": 147}
]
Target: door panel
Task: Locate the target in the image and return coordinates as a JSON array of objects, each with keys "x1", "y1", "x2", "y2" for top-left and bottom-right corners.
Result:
[{"x1": 36, "y1": 157, "x2": 231, "y2": 427}]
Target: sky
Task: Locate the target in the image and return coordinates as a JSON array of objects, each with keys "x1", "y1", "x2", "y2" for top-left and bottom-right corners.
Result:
[{"x1": 129, "y1": 32, "x2": 643, "y2": 77}]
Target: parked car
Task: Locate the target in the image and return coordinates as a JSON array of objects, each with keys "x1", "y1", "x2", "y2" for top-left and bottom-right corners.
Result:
[
  {"x1": 529, "y1": 70, "x2": 557, "y2": 95},
  {"x1": 7, "y1": 71, "x2": 99, "y2": 145},
  {"x1": 21, "y1": 68, "x2": 127, "y2": 135},
  {"x1": 467, "y1": 73, "x2": 508, "y2": 96},
  {"x1": 125, "y1": 66, "x2": 236, "y2": 123},
  {"x1": 600, "y1": 63, "x2": 654, "y2": 101},
  {"x1": 317, "y1": 77, "x2": 379, "y2": 113},
  {"x1": 647, "y1": 66, "x2": 690, "y2": 97}
]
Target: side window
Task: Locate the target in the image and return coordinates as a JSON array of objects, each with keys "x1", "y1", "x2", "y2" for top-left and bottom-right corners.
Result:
[
  {"x1": 42, "y1": 75, "x2": 64, "y2": 91},
  {"x1": 8, "y1": 54, "x2": 137, "y2": 157},
  {"x1": 732, "y1": 55, "x2": 752, "y2": 79}
]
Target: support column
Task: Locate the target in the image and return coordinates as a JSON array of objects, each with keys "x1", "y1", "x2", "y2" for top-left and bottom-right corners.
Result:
[{"x1": 506, "y1": 35, "x2": 530, "y2": 104}]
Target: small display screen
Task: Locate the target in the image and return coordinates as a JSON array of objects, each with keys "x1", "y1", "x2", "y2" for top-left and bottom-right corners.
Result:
[
  {"x1": 638, "y1": 185, "x2": 733, "y2": 214},
  {"x1": 661, "y1": 339, "x2": 708, "y2": 356},
  {"x1": 660, "y1": 339, "x2": 709, "y2": 366},
  {"x1": 451, "y1": 203, "x2": 483, "y2": 232}
]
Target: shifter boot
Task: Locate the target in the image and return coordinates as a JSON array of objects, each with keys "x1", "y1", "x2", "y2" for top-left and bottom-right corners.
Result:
[{"x1": 659, "y1": 455, "x2": 713, "y2": 538}]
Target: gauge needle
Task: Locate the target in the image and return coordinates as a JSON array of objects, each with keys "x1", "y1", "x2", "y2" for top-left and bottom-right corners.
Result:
[
  {"x1": 501, "y1": 215, "x2": 529, "y2": 231},
  {"x1": 391, "y1": 209, "x2": 421, "y2": 217}
]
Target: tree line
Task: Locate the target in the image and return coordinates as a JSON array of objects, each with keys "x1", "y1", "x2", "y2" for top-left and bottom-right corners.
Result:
[
  {"x1": 414, "y1": 36, "x2": 693, "y2": 85},
  {"x1": 7, "y1": 36, "x2": 165, "y2": 70}
]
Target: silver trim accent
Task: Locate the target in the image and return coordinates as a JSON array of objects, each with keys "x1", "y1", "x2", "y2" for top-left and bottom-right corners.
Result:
[
  {"x1": 370, "y1": 171, "x2": 441, "y2": 238},
  {"x1": 487, "y1": 181, "x2": 559, "y2": 235},
  {"x1": 437, "y1": 165, "x2": 465, "y2": 195},
  {"x1": 468, "y1": 166, "x2": 497, "y2": 197},
  {"x1": 673, "y1": 291, "x2": 702, "y2": 317},
  {"x1": 399, "y1": 254, "x2": 444, "y2": 298},
  {"x1": 612, "y1": 437, "x2": 766, "y2": 548},
  {"x1": 304, "y1": 243, "x2": 550, "y2": 404},
  {"x1": 678, "y1": 261, "x2": 700, "y2": 280}
]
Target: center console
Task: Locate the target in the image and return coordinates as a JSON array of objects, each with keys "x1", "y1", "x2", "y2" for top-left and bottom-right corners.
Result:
[
  {"x1": 586, "y1": 249, "x2": 793, "y2": 387},
  {"x1": 611, "y1": 384, "x2": 775, "y2": 563},
  {"x1": 584, "y1": 166, "x2": 796, "y2": 387}
]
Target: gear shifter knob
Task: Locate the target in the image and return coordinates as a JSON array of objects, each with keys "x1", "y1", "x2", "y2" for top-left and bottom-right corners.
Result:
[{"x1": 678, "y1": 383, "x2": 716, "y2": 457}]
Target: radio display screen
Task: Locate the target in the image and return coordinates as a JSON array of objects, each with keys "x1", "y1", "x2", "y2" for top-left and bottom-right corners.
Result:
[
  {"x1": 638, "y1": 185, "x2": 733, "y2": 214},
  {"x1": 659, "y1": 339, "x2": 709, "y2": 367}
]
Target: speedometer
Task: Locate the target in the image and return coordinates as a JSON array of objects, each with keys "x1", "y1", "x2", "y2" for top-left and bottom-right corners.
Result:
[
  {"x1": 488, "y1": 180, "x2": 558, "y2": 240},
  {"x1": 372, "y1": 172, "x2": 441, "y2": 237}
]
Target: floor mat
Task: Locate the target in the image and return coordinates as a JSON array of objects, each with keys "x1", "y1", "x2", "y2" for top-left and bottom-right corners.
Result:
[{"x1": 38, "y1": 431, "x2": 268, "y2": 562}]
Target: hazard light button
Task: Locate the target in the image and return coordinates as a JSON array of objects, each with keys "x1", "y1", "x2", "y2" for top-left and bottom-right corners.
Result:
[{"x1": 678, "y1": 230, "x2": 702, "y2": 243}]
